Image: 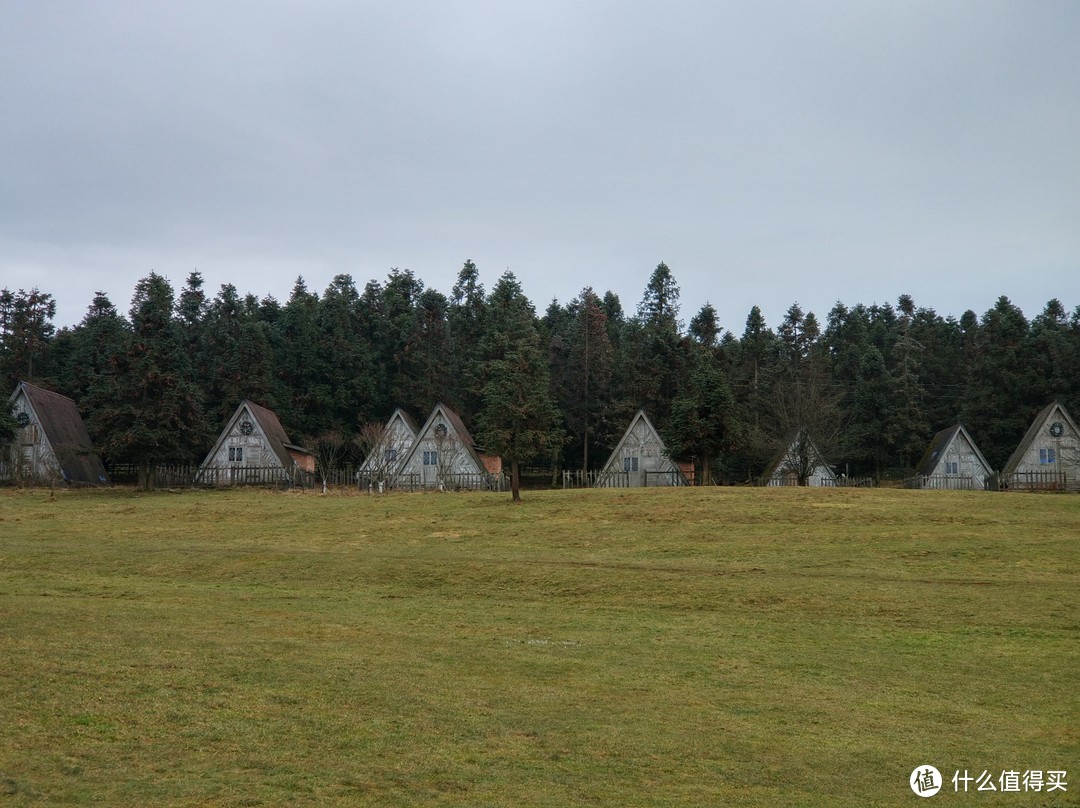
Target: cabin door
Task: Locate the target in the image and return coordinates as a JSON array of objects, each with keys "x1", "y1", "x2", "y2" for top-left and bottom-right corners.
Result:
[{"x1": 422, "y1": 449, "x2": 437, "y2": 488}]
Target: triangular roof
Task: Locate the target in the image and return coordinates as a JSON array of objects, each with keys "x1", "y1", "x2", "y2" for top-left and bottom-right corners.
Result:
[
  {"x1": 398, "y1": 402, "x2": 486, "y2": 473},
  {"x1": 762, "y1": 428, "x2": 836, "y2": 481},
  {"x1": 914, "y1": 424, "x2": 993, "y2": 478},
  {"x1": 390, "y1": 407, "x2": 420, "y2": 437},
  {"x1": 359, "y1": 408, "x2": 419, "y2": 472},
  {"x1": 599, "y1": 409, "x2": 686, "y2": 478},
  {"x1": 199, "y1": 400, "x2": 307, "y2": 471},
  {"x1": 9, "y1": 382, "x2": 110, "y2": 485},
  {"x1": 1001, "y1": 401, "x2": 1080, "y2": 477}
]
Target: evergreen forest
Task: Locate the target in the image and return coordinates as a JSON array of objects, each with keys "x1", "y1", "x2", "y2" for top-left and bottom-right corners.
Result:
[{"x1": 2, "y1": 261, "x2": 1078, "y2": 484}]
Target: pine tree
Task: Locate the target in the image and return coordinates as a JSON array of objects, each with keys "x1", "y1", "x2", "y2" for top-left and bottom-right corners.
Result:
[
  {"x1": 884, "y1": 298, "x2": 930, "y2": 471},
  {"x1": 909, "y1": 307, "x2": 964, "y2": 432},
  {"x1": 663, "y1": 343, "x2": 739, "y2": 484},
  {"x1": 316, "y1": 274, "x2": 377, "y2": 434},
  {"x1": 475, "y1": 272, "x2": 559, "y2": 502},
  {"x1": 564, "y1": 288, "x2": 614, "y2": 471},
  {"x1": 394, "y1": 288, "x2": 453, "y2": 417},
  {"x1": 59, "y1": 292, "x2": 130, "y2": 407},
  {"x1": 848, "y1": 345, "x2": 891, "y2": 476},
  {"x1": 688, "y1": 302, "x2": 720, "y2": 348},
  {"x1": 961, "y1": 296, "x2": 1033, "y2": 468},
  {"x1": 88, "y1": 273, "x2": 206, "y2": 488},
  {"x1": 729, "y1": 306, "x2": 781, "y2": 479},
  {"x1": 614, "y1": 263, "x2": 685, "y2": 427},
  {"x1": 176, "y1": 271, "x2": 208, "y2": 357},
  {"x1": 380, "y1": 268, "x2": 424, "y2": 414},
  {"x1": 203, "y1": 283, "x2": 281, "y2": 425},
  {"x1": 447, "y1": 260, "x2": 488, "y2": 417},
  {"x1": 0, "y1": 287, "x2": 57, "y2": 389},
  {"x1": 275, "y1": 277, "x2": 326, "y2": 431},
  {"x1": 1027, "y1": 299, "x2": 1074, "y2": 405},
  {"x1": 768, "y1": 303, "x2": 842, "y2": 479}
]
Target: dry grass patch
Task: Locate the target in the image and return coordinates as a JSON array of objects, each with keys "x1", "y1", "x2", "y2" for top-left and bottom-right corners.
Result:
[{"x1": 1, "y1": 486, "x2": 1077, "y2": 806}]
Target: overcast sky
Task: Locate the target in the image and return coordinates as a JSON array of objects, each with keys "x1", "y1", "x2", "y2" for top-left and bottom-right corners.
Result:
[{"x1": 2, "y1": 1, "x2": 1078, "y2": 336}]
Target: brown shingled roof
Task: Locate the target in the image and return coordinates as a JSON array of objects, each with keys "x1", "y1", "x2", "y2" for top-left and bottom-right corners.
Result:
[{"x1": 10, "y1": 382, "x2": 110, "y2": 485}]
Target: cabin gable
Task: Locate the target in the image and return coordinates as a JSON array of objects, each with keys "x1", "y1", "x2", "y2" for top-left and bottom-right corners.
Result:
[
  {"x1": 198, "y1": 400, "x2": 313, "y2": 484},
  {"x1": 596, "y1": 410, "x2": 686, "y2": 487},
  {"x1": 358, "y1": 408, "x2": 419, "y2": 479},
  {"x1": 763, "y1": 429, "x2": 836, "y2": 487},
  {"x1": 913, "y1": 424, "x2": 993, "y2": 490},
  {"x1": 6, "y1": 382, "x2": 109, "y2": 485},
  {"x1": 396, "y1": 403, "x2": 487, "y2": 489},
  {"x1": 1002, "y1": 402, "x2": 1080, "y2": 490}
]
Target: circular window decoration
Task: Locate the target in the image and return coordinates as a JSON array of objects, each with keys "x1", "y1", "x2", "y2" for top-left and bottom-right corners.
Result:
[
  {"x1": 239, "y1": 419, "x2": 254, "y2": 436},
  {"x1": 1049, "y1": 421, "x2": 1064, "y2": 438},
  {"x1": 15, "y1": 412, "x2": 30, "y2": 427},
  {"x1": 434, "y1": 423, "x2": 448, "y2": 438}
]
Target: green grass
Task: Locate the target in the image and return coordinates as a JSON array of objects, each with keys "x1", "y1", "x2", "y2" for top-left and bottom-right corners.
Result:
[{"x1": 1, "y1": 486, "x2": 1077, "y2": 806}]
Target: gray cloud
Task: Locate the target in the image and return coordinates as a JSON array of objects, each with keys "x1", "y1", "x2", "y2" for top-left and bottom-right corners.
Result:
[{"x1": 2, "y1": 1, "x2": 1077, "y2": 332}]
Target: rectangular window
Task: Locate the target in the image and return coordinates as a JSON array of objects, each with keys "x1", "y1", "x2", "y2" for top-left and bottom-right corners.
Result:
[
  {"x1": 1040, "y1": 448, "x2": 1056, "y2": 464},
  {"x1": 945, "y1": 461, "x2": 958, "y2": 474},
  {"x1": 228, "y1": 447, "x2": 243, "y2": 462},
  {"x1": 623, "y1": 456, "x2": 639, "y2": 472},
  {"x1": 423, "y1": 450, "x2": 438, "y2": 466},
  {"x1": 384, "y1": 448, "x2": 397, "y2": 462}
]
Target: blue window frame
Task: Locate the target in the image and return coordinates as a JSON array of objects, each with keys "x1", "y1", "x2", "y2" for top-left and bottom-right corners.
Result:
[{"x1": 1040, "y1": 448, "x2": 1056, "y2": 464}]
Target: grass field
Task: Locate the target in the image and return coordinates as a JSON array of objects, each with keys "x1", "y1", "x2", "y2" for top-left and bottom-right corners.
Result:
[{"x1": 1, "y1": 486, "x2": 1077, "y2": 806}]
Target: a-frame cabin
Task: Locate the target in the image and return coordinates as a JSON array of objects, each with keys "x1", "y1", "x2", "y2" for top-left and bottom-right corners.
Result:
[
  {"x1": 6, "y1": 381, "x2": 110, "y2": 485},
  {"x1": 911, "y1": 424, "x2": 994, "y2": 490},
  {"x1": 1000, "y1": 401, "x2": 1080, "y2": 492},
  {"x1": 395, "y1": 403, "x2": 494, "y2": 490},
  {"x1": 357, "y1": 408, "x2": 420, "y2": 489},
  {"x1": 198, "y1": 400, "x2": 315, "y2": 486},
  {"x1": 595, "y1": 410, "x2": 688, "y2": 487},
  {"x1": 762, "y1": 428, "x2": 837, "y2": 487}
]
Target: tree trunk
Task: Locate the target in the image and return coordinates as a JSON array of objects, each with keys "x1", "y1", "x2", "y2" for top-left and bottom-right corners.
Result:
[
  {"x1": 138, "y1": 458, "x2": 150, "y2": 491},
  {"x1": 583, "y1": 426, "x2": 589, "y2": 474},
  {"x1": 511, "y1": 458, "x2": 521, "y2": 503},
  {"x1": 701, "y1": 456, "x2": 710, "y2": 486}
]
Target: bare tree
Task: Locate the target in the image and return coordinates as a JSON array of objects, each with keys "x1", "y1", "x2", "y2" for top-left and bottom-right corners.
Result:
[
  {"x1": 432, "y1": 427, "x2": 467, "y2": 490},
  {"x1": 312, "y1": 430, "x2": 349, "y2": 495},
  {"x1": 769, "y1": 354, "x2": 845, "y2": 485},
  {"x1": 774, "y1": 428, "x2": 825, "y2": 487},
  {"x1": 355, "y1": 421, "x2": 409, "y2": 493}
]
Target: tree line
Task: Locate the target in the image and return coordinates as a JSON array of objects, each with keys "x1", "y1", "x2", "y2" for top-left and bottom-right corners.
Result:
[{"x1": 2, "y1": 262, "x2": 1078, "y2": 488}]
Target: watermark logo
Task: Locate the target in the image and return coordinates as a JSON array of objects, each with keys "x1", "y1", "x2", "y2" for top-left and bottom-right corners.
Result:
[
  {"x1": 909, "y1": 766, "x2": 1068, "y2": 796},
  {"x1": 911, "y1": 765, "x2": 943, "y2": 797}
]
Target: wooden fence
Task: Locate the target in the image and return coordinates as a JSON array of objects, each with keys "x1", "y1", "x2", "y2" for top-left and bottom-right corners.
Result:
[
  {"x1": 381, "y1": 472, "x2": 509, "y2": 492},
  {"x1": 108, "y1": 463, "x2": 317, "y2": 489},
  {"x1": 1001, "y1": 470, "x2": 1070, "y2": 492},
  {"x1": 563, "y1": 470, "x2": 606, "y2": 488},
  {"x1": 563, "y1": 469, "x2": 689, "y2": 488},
  {"x1": 822, "y1": 476, "x2": 876, "y2": 488},
  {"x1": 761, "y1": 475, "x2": 874, "y2": 487},
  {"x1": 906, "y1": 475, "x2": 978, "y2": 491}
]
